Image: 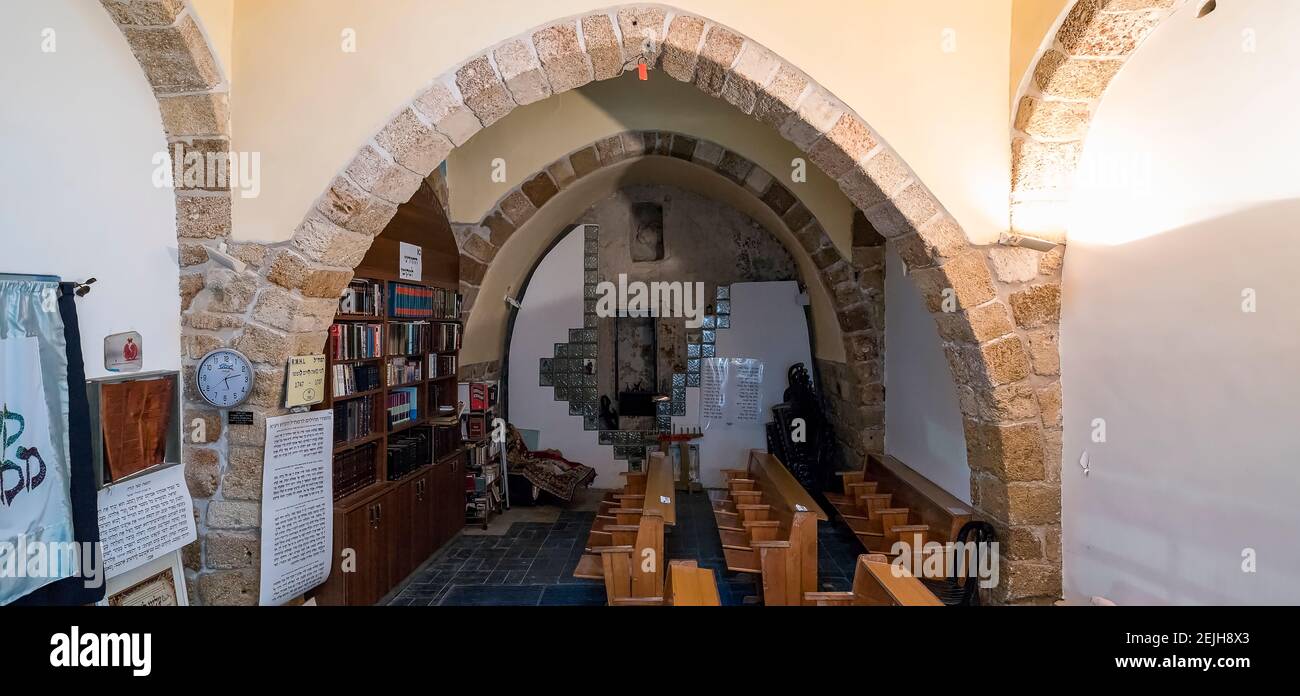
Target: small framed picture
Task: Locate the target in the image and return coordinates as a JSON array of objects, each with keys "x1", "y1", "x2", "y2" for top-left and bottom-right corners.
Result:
[
  {"x1": 104, "y1": 331, "x2": 143, "y2": 372},
  {"x1": 100, "y1": 551, "x2": 188, "y2": 607}
]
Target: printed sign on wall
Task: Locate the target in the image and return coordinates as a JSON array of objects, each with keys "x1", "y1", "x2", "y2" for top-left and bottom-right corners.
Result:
[
  {"x1": 399, "y1": 241, "x2": 422, "y2": 281},
  {"x1": 285, "y1": 354, "x2": 326, "y2": 407},
  {"x1": 104, "y1": 331, "x2": 143, "y2": 372}
]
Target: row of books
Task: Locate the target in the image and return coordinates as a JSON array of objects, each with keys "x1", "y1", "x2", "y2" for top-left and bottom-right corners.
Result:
[
  {"x1": 387, "y1": 322, "x2": 431, "y2": 356},
  {"x1": 429, "y1": 354, "x2": 457, "y2": 378},
  {"x1": 389, "y1": 282, "x2": 460, "y2": 320},
  {"x1": 387, "y1": 426, "x2": 432, "y2": 481},
  {"x1": 468, "y1": 440, "x2": 496, "y2": 469},
  {"x1": 333, "y1": 398, "x2": 375, "y2": 444},
  {"x1": 333, "y1": 444, "x2": 377, "y2": 500},
  {"x1": 332, "y1": 363, "x2": 381, "y2": 397},
  {"x1": 466, "y1": 382, "x2": 499, "y2": 411},
  {"x1": 338, "y1": 279, "x2": 384, "y2": 317},
  {"x1": 432, "y1": 424, "x2": 461, "y2": 459},
  {"x1": 431, "y1": 322, "x2": 461, "y2": 352},
  {"x1": 387, "y1": 387, "x2": 420, "y2": 430},
  {"x1": 387, "y1": 357, "x2": 422, "y2": 386},
  {"x1": 330, "y1": 323, "x2": 383, "y2": 361}
]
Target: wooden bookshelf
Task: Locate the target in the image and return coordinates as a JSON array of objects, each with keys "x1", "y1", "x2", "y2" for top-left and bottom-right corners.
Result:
[
  {"x1": 320, "y1": 279, "x2": 463, "y2": 497},
  {"x1": 311, "y1": 180, "x2": 467, "y2": 606}
]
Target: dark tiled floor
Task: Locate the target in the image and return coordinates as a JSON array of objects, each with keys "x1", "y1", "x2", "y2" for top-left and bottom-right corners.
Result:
[{"x1": 386, "y1": 491, "x2": 861, "y2": 606}]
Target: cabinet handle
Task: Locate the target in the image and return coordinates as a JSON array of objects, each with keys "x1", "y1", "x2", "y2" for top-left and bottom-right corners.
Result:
[{"x1": 376, "y1": 502, "x2": 382, "y2": 525}]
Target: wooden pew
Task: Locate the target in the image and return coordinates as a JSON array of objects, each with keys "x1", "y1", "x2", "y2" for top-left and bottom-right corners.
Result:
[
  {"x1": 827, "y1": 453, "x2": 972, "y2": 557},
  {"x1": 574, "y1": 453, "x2": 716, "y2": 604},
  {"x1": 803, "y1": 554, "x2": 943, "y2": 606},
  {"x1": 609, "y1": 560, "x2": 722, "y2": 606},
  {"x1": 713, "y1": 450, "x2": 828, "y2": 605}
]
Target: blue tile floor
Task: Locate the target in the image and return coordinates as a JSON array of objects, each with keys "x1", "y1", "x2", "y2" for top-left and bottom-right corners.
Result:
[{"x1": 386, "y1": 490, "x2": 862, "y2": 606}]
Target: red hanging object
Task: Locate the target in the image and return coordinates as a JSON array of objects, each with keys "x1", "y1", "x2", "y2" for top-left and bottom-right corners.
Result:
[{"x1": 638, "y1": 61, "x2": 648, "y2": 81}]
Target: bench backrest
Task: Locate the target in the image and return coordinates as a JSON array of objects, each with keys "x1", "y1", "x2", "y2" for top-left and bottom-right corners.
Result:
[
  {"x1": 865, "y1": 454, "x2": 972, "y2": 543},
  {"x1": 747, "y1": 450, "x2": 826, "y2": 605}
]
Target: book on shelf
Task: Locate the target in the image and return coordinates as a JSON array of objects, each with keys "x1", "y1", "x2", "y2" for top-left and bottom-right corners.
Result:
[
  {"x1": 329, "y1": 323, "x2": 382, "y2": 361},
  {"x1": 386, "y1": 321, "x2": 431, "y2": 356},
  {"x1": 462, "y1": 411, "x2": 490, "y2": 441},
  {"x1": 386, "y1": 356, "x2": 422, "y2": 385},
  {"x1": 387, "y1": 387, "x2": 420, "y2": 429},
  {"x1": 432, "y1": 423, "x2": 461, "y2": 458},
  {"x1": 432, "y1": 322, "x2": 461, "y2": 352},
  {"x1": 467, "y1": 381, "x2": 498, "y2": 411},
  {"x1": 386, "y1": 426, "x2": 431, "y2": 481},
  {"x1": 333, "y1": 398, "x2": 375, "y2": 444},
  {"x1": 388, "y1": 282, "x2": 461, "y2": 320},
  {"x1": 429, "y1": 354, "x2": 457, "y2": 378},
  {"x1": 333, "y1": 443, "x2": 377, "y2": 500},
  {"x1": 339, "y1": 279, "x2": 384, "y2": 316},
  {"x1": 332, "y1": 362, "x2": 381, "y2": 397}
]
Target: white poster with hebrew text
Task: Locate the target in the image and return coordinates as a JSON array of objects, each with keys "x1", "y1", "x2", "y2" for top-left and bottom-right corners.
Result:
[{"x1": 258, "y1": 410, "x2": 333, "y2": 606}]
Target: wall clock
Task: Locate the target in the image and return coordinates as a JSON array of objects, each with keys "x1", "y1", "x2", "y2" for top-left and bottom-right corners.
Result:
[{"x1": 195, "y1": 348, "x2": 255, "y2": 409}]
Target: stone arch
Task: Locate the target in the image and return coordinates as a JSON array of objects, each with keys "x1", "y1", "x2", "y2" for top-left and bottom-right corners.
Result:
[
  {"x1": 102, "y1": 0, "x2": 1070, "y2": 603},
  {"x1": 1010, "y1": 0, "x2": 1185, "y2": 239},
  {"x1": 453, "y1": 130, "x2": 875, "y2": 370}
]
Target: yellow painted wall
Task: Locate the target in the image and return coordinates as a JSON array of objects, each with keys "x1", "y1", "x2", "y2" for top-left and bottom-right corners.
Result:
[
  {"x1": 205, "y1": 0, "x2": 1017, "y2": 244},
  {"x1": 462, "y1": 156, "x2": 846, "y2": 364},
  {"x1": 1010, "y1": 0, "x2": 1070, "y2": 105}
]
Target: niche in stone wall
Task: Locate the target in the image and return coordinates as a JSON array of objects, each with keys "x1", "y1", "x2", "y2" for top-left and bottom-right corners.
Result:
[{"x1": 630, "y1": 202, "x2": 665, "y2": 262}]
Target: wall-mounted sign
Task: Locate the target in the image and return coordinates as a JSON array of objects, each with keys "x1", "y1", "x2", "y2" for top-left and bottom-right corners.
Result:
[
  {"x1": 227, "y1": 411, "x2": 254, "y2": 425},
  {"x1": 259, "y1": 410, "x2": 334, "y2": 606},
  {"x1": 285, "y1": 354, "x2": 326, "y2": 407},
  {"x1": 104, "y1": 331, "x2": 143, "y2": 372},
  {"x1": 96, "y1": 464, "x2": 198, "y2": 579},
  {"x1": 399, "y1": 241, "x2": 422, "y2": 281}
]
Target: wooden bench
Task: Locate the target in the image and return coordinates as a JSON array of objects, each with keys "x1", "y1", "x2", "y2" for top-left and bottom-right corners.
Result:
[
  {"x1": 713, "y1": 450, "x2": 828, "y2": 605},
  {"x1": 826, "y1": 453, "x2": 972, "y2": 557},
  {"x1": 609, "y1": 560, "x2": 722, "y2": 606},
  {"x1": 575, "y1": 453, "x2": 718, "y2": 605},
  {"x1": 804, "y1": 554, "x2": 943, "y2": 606}
]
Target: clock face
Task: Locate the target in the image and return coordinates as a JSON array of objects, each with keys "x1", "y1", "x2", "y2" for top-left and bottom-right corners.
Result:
[{"x1": 196, "y1": 349, "x2": 254, "y2": 408}]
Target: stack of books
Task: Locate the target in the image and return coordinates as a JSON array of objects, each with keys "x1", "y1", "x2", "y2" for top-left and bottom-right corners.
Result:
[
  {"x1": 332, "y1": 363, "x2": 380, "y2": 397},
  {"x1": 386, "y1": 322, "x2": 431, "y2": 356},
  {"x1": 333, "y1": 398, "x2": 374, "y2": 444},
  {"x1": 333, "y1": 444, "x2": 377, "y2": 500},
  {"x1": 432, "y1": 422, "x2": 461, "y2": 459},
  {"x1": 432, "y1": 322, "x2": 461, "y2": 351},
  {"x1": 387, "y1": 387, "x2": 419, "y2": 429},
  {"x1": 386, "y1": 357, "x2": 422, "y2": 386},
  {"x1": 429, "y1": 354, "x2": 457, "y2": 378},
  {"x1": 386, "y1": 426, "x2": 432, "y2": 481},
  {"x1": 330, "y1": 323, "x2": 382, "y2": 360},
  {"x1": 387, "y1": 282, "x2": 461, "y2": 320},
  {"x1": 339, "y1": 279, "x2": 384, "y2": 316}
]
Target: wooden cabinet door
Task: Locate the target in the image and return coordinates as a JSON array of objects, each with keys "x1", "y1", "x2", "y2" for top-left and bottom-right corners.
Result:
[
  {"x1": 409, "y1": 469, "x2": 437, "y2": 567},
  {"x1": 442, "y1": 454, "x2": 465, "y2": 542},
  {"x1": 341, "y1": 498, "x2": 389, "y2": 606},
  {"x1": 385, "y1": 482, "x2": 412, "y2": 587}
]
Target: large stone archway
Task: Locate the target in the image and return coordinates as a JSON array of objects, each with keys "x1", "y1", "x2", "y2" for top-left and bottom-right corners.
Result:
[
  {"x1": 450, "y1": 130, "x2": 887, "y2": 464},
  {"x1": 103, "y1": 0, "x2": 1087, "y2": 603}
]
